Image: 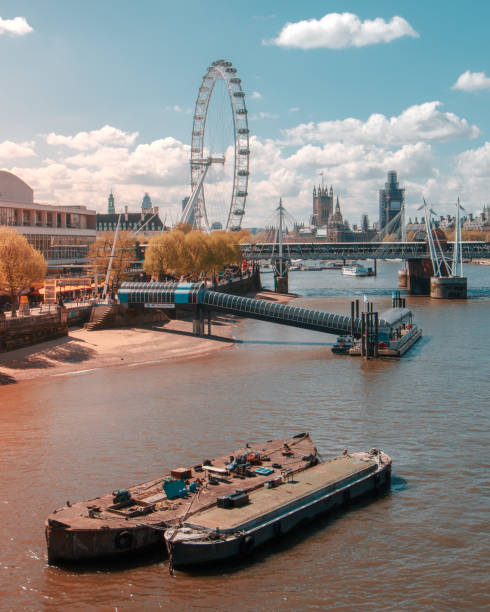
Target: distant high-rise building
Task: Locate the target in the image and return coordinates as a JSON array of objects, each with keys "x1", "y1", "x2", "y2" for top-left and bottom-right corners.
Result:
[
  {"x1": 379, "y1": 171, "x2": 405, "y2": 231},
  {"x1": 107, "y1": 191, "x2": 115, "y2": 215},
  {"x1": 361, "y1": 214, "x2": 369, "y2": 232}
]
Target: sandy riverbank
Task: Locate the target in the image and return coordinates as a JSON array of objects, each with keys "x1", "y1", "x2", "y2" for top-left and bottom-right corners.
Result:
[
  {"x1": 0, "y1": 316, "x2": 238, "y2": 385},
  {"x1": 0, "y1": 291, "x2": 297, "y2": 385}
]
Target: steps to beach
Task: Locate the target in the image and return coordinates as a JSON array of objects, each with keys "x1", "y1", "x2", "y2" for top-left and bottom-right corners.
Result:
[{"x1": 84, "y1": 305, "x2": 116, "y2": 331}]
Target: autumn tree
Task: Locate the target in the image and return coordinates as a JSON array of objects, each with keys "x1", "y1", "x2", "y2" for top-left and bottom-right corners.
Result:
[
  {"x1": 143, "y1": 228, "x2": 247, "y2": 280},
  {"x1": 143, "y1": 230, "x2": 188, "y2": 279},
  {"x1": 0, "y1": 227, "x2": 47, "y2": 315},
  {"x1": 89, "y1": 231, "x2": 137, "y2": 292}
]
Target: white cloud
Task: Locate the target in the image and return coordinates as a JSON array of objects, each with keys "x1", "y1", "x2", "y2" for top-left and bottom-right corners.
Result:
[
  {"x1": 284, "y1": 102, "x2": 479, "y2": 146},
  {"x1": 251, "y1": 91, "x2": 262, "y2": 99},
  {"x1": 265, "y1": 12, "x2": 418, "y2": 49},
  {"x1": 166, "y1": 105, "x2": 192, "y2": 114},
  {"x1": 45, "y1": 125, "x2": 138, "y2": 151},
  {"x1": 64, "y1": 147, "x2": 130, "y2": 168},
  {"x1": 0, "y1": 140, "x2": 36, "y2": 158},
  {"x1": 249, "y1": 112, "x2": 279, "y2": 121},
  {"x1": 0, "y1": 16, "x2": 33, "y2": 36},
  {"x1": 4, "y1": 107, "x2": 488, "y2": 228},
  {"x1": 289, "y1": 107, "x2": 300, "y2": 112},
  {"x1": 455, "y1": 142, "x2": 490, "y2": 177},
  {"x1": 452, "y1": 70, "x2": 490, "y2": 92}
]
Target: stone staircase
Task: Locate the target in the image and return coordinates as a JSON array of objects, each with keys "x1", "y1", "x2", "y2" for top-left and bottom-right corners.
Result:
[{"x1": 84, "y1": 305, "x2": 117, "y2": 331}]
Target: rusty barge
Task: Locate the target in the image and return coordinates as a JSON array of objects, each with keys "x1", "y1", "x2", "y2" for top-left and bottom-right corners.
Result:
[{"x1": 45, "y1": 433, "x2": 319, "y2": 563}]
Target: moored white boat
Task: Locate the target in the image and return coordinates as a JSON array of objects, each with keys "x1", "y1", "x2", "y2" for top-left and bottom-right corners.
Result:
[{"x1": 341, "y1": 265, "x2": 370, "y2": 277}]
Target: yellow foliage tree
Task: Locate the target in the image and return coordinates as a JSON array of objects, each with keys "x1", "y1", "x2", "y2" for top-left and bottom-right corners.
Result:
[
  {"x1": 89, "y1": 231, "x2": 137, "y2": 293},
  {"x1": 184, "y1": 231, "x2": 214, "y2": 277},
  {"x1": 143, "y1": 228, "x2": 246, "y2": 280},
  {"x1": 143, "y1": 231, "x2": 189, "y2": 279},
  {"x1": 0, "y1": 227, "x2": 47, "y2": 315}
]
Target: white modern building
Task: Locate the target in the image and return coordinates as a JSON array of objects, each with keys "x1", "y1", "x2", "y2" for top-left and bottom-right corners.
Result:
[{"x1": 0, "y1": 170, "x2": 96, "y2": 271}]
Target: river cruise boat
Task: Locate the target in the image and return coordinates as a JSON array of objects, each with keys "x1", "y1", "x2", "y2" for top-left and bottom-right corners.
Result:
[
  {"x1": 341, "y1": 265, "x2": 371, "y2": 277},
  {"x1": 45, "y1": 434, "x2": 320, "y2": 563},
  {"x1": 349, "y1": 306, "x2": 422, "y2": 357},
  {"x1": 164, "y1": 448, "x2": 391, "y2": 568}
]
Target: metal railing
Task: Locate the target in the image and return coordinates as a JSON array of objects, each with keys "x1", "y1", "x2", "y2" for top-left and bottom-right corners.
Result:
[{"x1": 202, "y1": 290, "x2": 362, "y2": 336}]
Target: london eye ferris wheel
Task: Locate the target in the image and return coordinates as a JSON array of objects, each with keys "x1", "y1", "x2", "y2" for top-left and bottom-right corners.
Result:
[{"x1": 186, "y1": 60, "x2": 250, "y2": 232}]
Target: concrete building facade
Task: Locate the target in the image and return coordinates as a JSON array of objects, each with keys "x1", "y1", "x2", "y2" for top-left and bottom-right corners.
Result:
[{"x1": 0, "y1": 170, "x2": 96, "y2": 271}]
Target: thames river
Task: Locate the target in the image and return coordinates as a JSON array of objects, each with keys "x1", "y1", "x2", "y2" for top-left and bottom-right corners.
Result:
[{"x1": 1, "y1": 262, "x2": 489, "y2": 610}]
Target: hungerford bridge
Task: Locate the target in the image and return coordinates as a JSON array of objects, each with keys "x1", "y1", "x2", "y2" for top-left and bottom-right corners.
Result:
[{"x1": 239, "y1": 240, "x2": 490, "y2": 298}]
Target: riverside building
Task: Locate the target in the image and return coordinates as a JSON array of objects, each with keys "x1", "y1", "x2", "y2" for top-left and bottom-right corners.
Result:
[
  {"x1": 0, "y1": 170, "x2": 96, "y2": 274},
  {"x1": 96, "y1": 192, "x2": 166, "y2": 238}
]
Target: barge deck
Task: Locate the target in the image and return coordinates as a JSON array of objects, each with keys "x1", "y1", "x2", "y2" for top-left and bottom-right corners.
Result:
[{"x1": 165, "y1": 449, "x2": 392, "y2": 568}]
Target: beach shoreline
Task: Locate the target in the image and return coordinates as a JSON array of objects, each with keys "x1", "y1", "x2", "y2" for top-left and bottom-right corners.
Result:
[
  {"x1": 0, "y1": 316, "x2": 238, "y2": 385},
  {"x1": 0, "y1": 290, "x2": 297, "y2": 385}
]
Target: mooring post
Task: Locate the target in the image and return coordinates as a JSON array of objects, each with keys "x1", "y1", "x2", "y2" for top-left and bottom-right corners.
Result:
[
  {"x1": 374, "y1": 258, "x2": 377, "y2": 276},
  {"x1": 350, "y1": 301, "x2": 354, "y2": 337},
  {"x1": 361, "y1": 312, "x2": 366, "y2": 357},
  {"x1": 355, "y1": 299, "x2": 359, "y2": 320},
  {"x1": 374, "y1": 312, "x2": 379, "y2": 358},
  {"x1": 367, "y1": 311, "x2": 372, "y2": 359}
]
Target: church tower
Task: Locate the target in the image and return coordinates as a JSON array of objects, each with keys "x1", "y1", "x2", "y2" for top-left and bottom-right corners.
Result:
[
  {"x1": 107, "y1": 191, "x2": 115, "y2": 215},
  {"x1": 141, "y1": 192, "x2": 153, "y2": 213}
]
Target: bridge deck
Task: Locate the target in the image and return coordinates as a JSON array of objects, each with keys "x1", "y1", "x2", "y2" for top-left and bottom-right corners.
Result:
[{"x1": 240, "y1": 241, "x2": 490, "y2": 261}]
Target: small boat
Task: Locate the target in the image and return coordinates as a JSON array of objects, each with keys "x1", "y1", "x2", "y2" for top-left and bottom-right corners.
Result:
[
  {"x1": 341, "y1": 265, "x2": 370, "y2": 277},
  {"x1": 45, "y1": 434, "x2": 319, "y2": 563},
  {"x1": 164, "y1": 448, "x2": 391, "y2": 568},
  {"x1": 331, "y1": 335, "x2": 354, "y2": 354}
]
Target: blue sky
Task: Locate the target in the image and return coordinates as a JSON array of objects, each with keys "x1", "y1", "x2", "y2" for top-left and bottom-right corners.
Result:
[{"x1": 1, "y1": 1, "x2": 490, "y2": 226}]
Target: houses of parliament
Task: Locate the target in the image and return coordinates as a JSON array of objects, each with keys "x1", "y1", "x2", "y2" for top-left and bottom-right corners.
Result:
[{"x1": 311, "y1": 184, "x2": 371, "y2": 241}]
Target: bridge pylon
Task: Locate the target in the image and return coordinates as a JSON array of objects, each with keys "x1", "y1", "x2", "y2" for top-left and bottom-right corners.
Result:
[
  {"x1": 420, "y1": 199, "x2": 467, "y2": 299},
  {"x1": 272, "y1": 198, "x2": 290, "y2": 294}
]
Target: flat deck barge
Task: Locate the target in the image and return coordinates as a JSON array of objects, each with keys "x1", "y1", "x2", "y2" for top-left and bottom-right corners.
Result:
[{"x1": 165, "y1": 449, "x2": 391, "y2": 568}]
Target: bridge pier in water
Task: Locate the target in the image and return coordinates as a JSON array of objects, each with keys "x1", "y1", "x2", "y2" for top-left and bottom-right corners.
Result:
[
  {"x1": 274, "y1": 271, "x2": 289, "y2": 294},
  {"x1": 430, "y1": 276, "x2": 467, "y2": 299},
  {"x1": 398, "y1": 260, "x2": 467, "y2": 299}
]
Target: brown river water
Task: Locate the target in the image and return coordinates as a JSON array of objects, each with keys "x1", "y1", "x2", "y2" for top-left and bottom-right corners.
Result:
[{"x1": 1, "y1": 263, "x2": 489, "y2": 611}]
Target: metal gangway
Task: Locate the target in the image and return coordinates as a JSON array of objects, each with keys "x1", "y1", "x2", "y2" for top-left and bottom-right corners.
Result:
[{"x1": 118, "y1": 281, "x2": 366, "y2": 337}]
